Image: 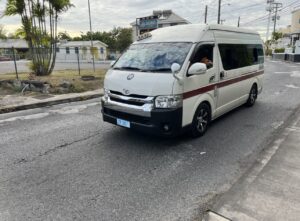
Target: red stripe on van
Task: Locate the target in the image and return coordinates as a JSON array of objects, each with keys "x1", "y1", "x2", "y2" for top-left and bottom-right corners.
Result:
[{"x1": 183, "y1": 70, "x2": 264, "y2": 100}]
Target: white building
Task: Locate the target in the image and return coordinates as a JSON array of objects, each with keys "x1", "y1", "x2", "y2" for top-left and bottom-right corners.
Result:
[
  {"x1": 290, "y1": 8, "x2": 300, "y2": 51},
  {"x1": 0, "y1": 39, "x2": 29, "y2": 59},
  {"x1": 56, "y1": 40, "x2": 108, "y2": 61},
  {"x1": 131, "y1": 10, "x2": 190, "y2": 41}
]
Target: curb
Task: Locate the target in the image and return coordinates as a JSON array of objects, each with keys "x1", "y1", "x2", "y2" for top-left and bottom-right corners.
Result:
[{"x1": 0, "y1": 93, "x2": 103, "y2": 114}]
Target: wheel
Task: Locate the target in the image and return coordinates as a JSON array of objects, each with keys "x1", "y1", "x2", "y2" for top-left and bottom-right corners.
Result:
[
  {"x1": 191, "y1": 103, "x2": 211, "y2": 138},
  {"x1": 245, "y1": 84, "x2": 258, "y2": 107}
]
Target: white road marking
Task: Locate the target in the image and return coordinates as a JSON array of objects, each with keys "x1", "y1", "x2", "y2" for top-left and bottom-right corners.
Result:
[
  {"x1": 274, "y1": 72, "x2": 292, "y2": 74},
  {"x1": 291, "y1": 71, "x2": 300, "y2": 78},
  {"x1": 50, "y1": 102, "x2": 99, "y2": 114},
  {"x1": 285, "y1": 84, "x2": 299, "y2": 89},
  {"x1": 0, "y1": 113, "x2": 49, "y2": 123},
  {"x1": 271, "y1": 121, "x2": 284, "y2": 129},
  {"x1": 0, "y1": 102, "x2": 100, "y2": 123}
]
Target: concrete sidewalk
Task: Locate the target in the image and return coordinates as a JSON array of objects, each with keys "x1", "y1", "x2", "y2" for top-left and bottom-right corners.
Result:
[
  {"x1": 0, "y1": 89, "x2": 103, "y2": 114},
  {"x1": 204, "y1": 112, "x2": 300, "y2": 221}
]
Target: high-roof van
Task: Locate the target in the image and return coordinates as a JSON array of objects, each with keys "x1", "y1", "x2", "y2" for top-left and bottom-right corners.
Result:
[{"x1": 101, "y1": 24, "x2": 264, "y2": 137}]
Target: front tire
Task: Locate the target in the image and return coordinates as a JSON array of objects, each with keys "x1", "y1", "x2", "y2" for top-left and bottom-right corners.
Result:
[
  {"x1": 191, "y1": 103, "x2": 211, "y2": 138},
  {"x1": 245, "y1": 84, "x2": 258, "y2": 107}
]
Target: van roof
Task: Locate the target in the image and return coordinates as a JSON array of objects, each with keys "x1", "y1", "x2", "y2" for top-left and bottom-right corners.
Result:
[{"x1": 135, "y1": 24, "x2": 260, "y2": 44}]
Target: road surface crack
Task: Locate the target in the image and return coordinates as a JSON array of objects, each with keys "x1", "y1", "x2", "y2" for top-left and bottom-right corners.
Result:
[{"x1": 13, "y1": 131, "x2": 101, "y2": 166}]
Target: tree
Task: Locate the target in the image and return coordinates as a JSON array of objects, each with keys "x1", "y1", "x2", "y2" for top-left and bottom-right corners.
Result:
[
  {"x1": 0, "y1": 25, "x2": 7, "y2": 39},
  {"x1": 116, "y1": 28, "x2": 132, "y2": 52},
  {"x1": 14, "y1": 27, "x2": 26, "y2": 38},
  {"x1": 58, "y1": 31, "x2": 71, "y2": 41},
  {"x1": 4, "y1": 0, "x2": 73, "y2": 76},
  {"x1": 272, "y1": 31, "x2": 283, "y2": 41},
  {"x1": 73, "y1": 27, "x2": 132, "y2": 52}
]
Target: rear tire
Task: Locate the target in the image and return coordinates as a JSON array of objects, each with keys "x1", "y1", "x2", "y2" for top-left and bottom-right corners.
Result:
[
  {"x1": 191, "y1": 103, "x2": 211, "y2": 138},
  {"x1": 245, "y1": 84, "x2": 258, "y2": 107}
]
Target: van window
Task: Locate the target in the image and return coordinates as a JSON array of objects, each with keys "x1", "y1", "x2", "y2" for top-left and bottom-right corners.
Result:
[
  {"x1": 190, "y1": 44, "x2": 214, "y2": 69},
  {"x1": 113, "y1": 42, "x2": 192, "y2": 72},
  {"x1": 219, "y1": 44, "x2": 263, "y2": 70}
]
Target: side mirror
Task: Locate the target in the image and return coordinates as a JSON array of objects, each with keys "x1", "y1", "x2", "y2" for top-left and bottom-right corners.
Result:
[
  {"x1": 188, "y1": 63, "x2": 207, "y2": 75},
  {"x1": 171, "y1": 63, "x2": 183, "y2": 85},
  {"x1": 171, "y1": 63, "x2": 181, "y2": 73}
]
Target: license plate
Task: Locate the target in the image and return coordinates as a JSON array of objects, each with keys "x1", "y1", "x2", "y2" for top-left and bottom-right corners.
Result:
[{"x1": 116, "y1": 118, "x2": 130, "y2": 128}]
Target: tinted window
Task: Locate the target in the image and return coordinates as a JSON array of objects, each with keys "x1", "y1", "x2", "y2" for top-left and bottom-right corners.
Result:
[{"x1": 219, "y1": 44, "x2": 264, "y2": 70}]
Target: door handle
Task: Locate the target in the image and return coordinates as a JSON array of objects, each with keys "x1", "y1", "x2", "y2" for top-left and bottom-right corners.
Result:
[
  {"x1": 209, "y1": 75, "x2": 215, "y2": 82},
  {"x1": 220, "y1": 71, "x2": 225, "y2": 79}
]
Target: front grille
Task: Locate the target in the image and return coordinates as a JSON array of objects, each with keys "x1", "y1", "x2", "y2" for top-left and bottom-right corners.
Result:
[
  {"x1": 103, "y1": 108, "x2": 150, "y2": 124},
  {"x1": 110, "y1": 90, "x2": 148, "y2": 99},
  {"x1": 110, "y1": 97, "x2": 144, "y2": 106}
]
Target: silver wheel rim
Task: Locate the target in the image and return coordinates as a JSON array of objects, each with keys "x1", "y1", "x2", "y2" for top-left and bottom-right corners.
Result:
[
  {"x1": 196, "y1": 109, "x2": 208, "y2": 133},
  {"x1": 250, "y1": 88, "x2": 257, "y2": 104}
]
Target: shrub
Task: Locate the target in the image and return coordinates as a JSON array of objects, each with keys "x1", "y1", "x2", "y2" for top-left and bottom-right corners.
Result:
[{"x1": 274, "y1": 48, "x2": 285, "y2": 53}]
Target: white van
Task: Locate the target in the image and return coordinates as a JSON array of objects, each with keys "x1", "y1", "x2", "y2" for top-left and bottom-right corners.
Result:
[{"x1": 101, "y1": 24, "x2": 264, "y2": 137}]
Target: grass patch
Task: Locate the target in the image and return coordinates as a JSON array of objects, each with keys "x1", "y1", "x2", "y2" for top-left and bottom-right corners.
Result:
[{"x1": 0, "y1": 69, "x2": 107, "y2": 95}]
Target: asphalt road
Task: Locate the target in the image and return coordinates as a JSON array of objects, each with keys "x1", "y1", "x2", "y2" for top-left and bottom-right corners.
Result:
[
  {"x1": 0, "y1": 60, "x2": 110, "y2": 74},
  {"x1": 0, "y1": 60, "x2": 300, "y2": 221}
]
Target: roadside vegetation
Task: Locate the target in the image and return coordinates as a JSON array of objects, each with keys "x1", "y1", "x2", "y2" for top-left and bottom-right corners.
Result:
[
  {"x1": 0, "y1": 69, "x2": 106, "y2": 96},
  {"x1": 3, "y1": 0, "x2": 73, "y2": 76}
]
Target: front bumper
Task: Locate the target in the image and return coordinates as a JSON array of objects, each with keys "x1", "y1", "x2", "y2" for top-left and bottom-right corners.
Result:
[{"x1": 101, "y1": 100, "x2": 183, "y2": 136}]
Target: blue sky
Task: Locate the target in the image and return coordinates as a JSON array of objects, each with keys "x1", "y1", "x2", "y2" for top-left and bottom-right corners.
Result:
[{"x1": 0, "y1": 0, "x2": 299, "y2": 39}]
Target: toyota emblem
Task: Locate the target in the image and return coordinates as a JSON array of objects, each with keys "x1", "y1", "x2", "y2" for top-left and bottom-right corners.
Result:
[
  {"x1": 127, "y1": 74, "x2": 134, "y2": 80},
  {"x1": 123, "y1": 89, "x2": 130, "y2": 95}
]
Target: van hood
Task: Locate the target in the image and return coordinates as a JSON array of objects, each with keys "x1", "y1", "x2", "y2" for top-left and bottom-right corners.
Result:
[{"x1": 104, "y1": 69, "x2": 176, "y2": 96}]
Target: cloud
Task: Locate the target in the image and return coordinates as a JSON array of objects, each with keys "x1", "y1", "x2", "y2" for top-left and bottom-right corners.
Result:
[{"x1": 0, "y1": 0, "x2": 296, "y2": 39}]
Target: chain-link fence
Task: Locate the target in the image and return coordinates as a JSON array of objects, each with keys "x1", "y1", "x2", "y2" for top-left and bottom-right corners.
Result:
[{"x1": 0, "y1": 46, "x2": 112, "y2": 78}]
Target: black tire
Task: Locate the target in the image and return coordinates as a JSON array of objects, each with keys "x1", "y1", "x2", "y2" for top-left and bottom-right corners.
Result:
[
  {"x1": 245, "y1": 84, "x2": 258, "y2": 107},
  {"x1": 191, "y1": 103, "x2": 211, "y2": 138}
]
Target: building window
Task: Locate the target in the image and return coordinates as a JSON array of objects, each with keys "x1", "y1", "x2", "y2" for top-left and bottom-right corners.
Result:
[
  {"x1": 66, "y1": 47, "x2": 70, "y2": 54},
  {"x1": 75, "y1": 47, "x2": 79, "y2": 54},
  {"x1": 56, "y1": 47, "x2": 60, "y2": 53},
  {"x1": 100, "y1": 47, "x2": 104, "y2": 54}
]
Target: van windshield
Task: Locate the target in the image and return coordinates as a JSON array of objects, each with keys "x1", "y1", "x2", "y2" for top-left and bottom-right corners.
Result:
[{"x1": 113, "y1": 42, "x2": 192, "y2": 73}]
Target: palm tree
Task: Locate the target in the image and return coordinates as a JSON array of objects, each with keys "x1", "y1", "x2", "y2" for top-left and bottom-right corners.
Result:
[{"x1": 4, "y1": 0, "x2": 73, "y2": 75}]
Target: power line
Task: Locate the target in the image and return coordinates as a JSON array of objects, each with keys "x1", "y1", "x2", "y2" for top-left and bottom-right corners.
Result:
[{"x1": 242, "y1": 0, "x2": 300, "y2": 26}]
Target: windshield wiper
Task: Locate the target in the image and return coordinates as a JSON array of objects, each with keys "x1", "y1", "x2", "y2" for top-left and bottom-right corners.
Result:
[
  {"x1": 114, "y1": 66, "x2": 143, "y2": 71},
  {"x1": 147, "y1": 68, "x2": 171, "y2": 72}
]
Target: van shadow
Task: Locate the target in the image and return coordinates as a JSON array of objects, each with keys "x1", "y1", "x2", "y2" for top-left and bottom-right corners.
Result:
[{"x1": 99, "y1": 100, "x2": 271, "y2": 155}]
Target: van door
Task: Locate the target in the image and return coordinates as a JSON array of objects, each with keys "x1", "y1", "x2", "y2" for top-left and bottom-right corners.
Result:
[
  {"x1": 182, "y1": 43, "x2": 218, "y2": 126},
  {"x1": 215, "y1": 44, "x2": 248, "y2": 116}
]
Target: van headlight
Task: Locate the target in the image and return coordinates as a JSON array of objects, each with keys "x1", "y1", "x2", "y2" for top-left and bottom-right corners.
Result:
[
  {"x1": 103, "y1": 88, "x2": 110, "y2": 102},
  {"x1": 155, "y1": 95, "x2": 182, "y2": 108}
]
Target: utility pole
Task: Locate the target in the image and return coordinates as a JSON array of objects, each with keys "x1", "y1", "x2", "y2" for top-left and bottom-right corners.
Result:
[
  {"x1": 237, "y1": 16, "x2": 240, "y2": 27},
  {"x1": 88, "y1": 0, "x2": 95, "y2": 72},
  {"x1": 272, "y1": 2, "x2": 282, "y2": 37},
  {"x1": 204, "y1": 5, "x2": 208, "y2": 24},
  {"x1": 217, "y1": 0, "x2": 221, "y2": 24},
  {"x1": 266, "y1": 0, "x2": 274, "y2": 41}
]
